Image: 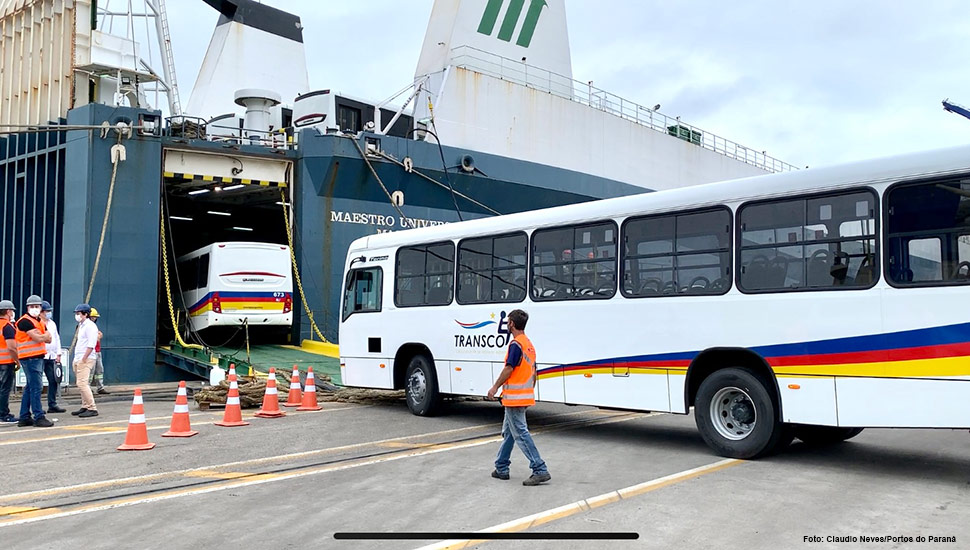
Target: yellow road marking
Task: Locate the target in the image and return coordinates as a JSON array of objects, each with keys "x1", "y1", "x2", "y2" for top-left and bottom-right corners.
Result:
[
  {"x1": 0, "y1": 408, "x2": 604, "y2": 504},
  {"x1": 417, "y1": 458, "x2": 743, "y2": 550},
  {"x1": 0, "y1": 412, "x2": 644, "y2": 526},
  {"x1": 61, "y1": 426, "x2": 126, "y2": 433},
  {"x1": 0, "y1": 506, "x2": 37, "y2": 516},
  {"x1": 184, "y1": 471, "x2": 253, "y2": 480},
  {"x1": 378, "y1": 441, "x2": 435, "y2": 448}
]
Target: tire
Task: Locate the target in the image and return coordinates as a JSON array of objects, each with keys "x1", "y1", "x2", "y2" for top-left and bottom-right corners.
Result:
[
  {"x1": 404, "y1": 354, "x2": 442, "y2": 416},
  {"x1": 694, "y1": 367, "x2": 786, "y2": 459},
  {"x1": 794, "y1": 425, "x2": 865, "y2": 446}
]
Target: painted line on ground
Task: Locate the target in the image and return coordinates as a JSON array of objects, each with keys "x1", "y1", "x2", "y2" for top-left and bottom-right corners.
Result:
[
  {"x1": 415, "y1": 458, "x2": 744, "y2": 550},
  {"x1": 0, "y1": 412, "x2": 646, "y2": 526},
  {"x1": 0, "y1": 408, "x2": 614, "y2": 504},
  {"x1": 0, "y1": 405, "x2": 361, "y2": 447}
]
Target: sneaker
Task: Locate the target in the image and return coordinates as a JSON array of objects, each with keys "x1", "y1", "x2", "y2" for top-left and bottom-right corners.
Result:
[
  {"x1": 48, "y1": 406, "x2": 67, "y2": 413},
  {"x1": 33, "y1": 417, "x2": 54, "y2": 428},
  {"x1": 97, "y1": 388, "x2": 110, "y2": 395},
  {"x1": 491, "y1": 470, "x2": 510, "y2": 480},
  {"x1": 1, "y1": 414, "x2": 17, "y2": 423},
  {"x1": 17, "y1": 418, "x2": 33, "y2": 427},
  {"x1": 71, "y1": 408, "x2": 88, "y2": 416},
  {"x1": 522, "y1": 473, "x2": 551, "y2": 486},
  {"x1": 78, "y1": 410, "x2": 99, "y2": 418}
]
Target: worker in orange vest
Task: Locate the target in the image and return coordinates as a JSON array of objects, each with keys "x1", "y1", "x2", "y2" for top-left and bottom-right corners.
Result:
[
  {"x1": 487, "y1": 309, "x2": 550, "y2": 486},
  {"x1": 0, "y1": 300, "x2": 20, "y2": 423},
  {"x1": 15, "y1": 295, "x2": 54, "y2": 427}
]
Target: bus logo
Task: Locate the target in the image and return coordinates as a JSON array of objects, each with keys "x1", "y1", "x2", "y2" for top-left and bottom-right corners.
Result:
[
  {"x1": 455, "y1": 319, "x2": 496, "y2": 330},
  {"x1": 454, "y1": 311, "x2": 511, "y2": 349},
  {"x1": 477, "y1": 0, "x2": 547, "y2": 48}
]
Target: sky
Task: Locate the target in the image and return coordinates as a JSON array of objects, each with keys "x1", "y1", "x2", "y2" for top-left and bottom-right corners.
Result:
[{"x1": 162, "y1": 0, "x2": 970, "y2": 169}]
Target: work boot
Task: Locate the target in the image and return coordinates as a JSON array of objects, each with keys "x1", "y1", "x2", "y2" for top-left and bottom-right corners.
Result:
[
  {"x1": 48, "y1": 406, "x2": 67, "y2": 413},
  {"x1": 97, "y1": 388, "x2": 110, "y2": 395},
  {"x1": 522, "y1": 473, "x2": 551, "y2": 486},
  {"x1": 34, "y1": 417, "x2": 54, "y2": 428},
  {"x1": 491, "y1": 470, "x2": 510, "y2": 480},
  {"x1": 78, "y1": 410, "x2": 99, "y2": 418},
  {"x1": 71, "y1": 408, "x2": 88, "y2": 416},
  {"x1": 17, "y1": 417, "x2": 33, "y2": 427}
]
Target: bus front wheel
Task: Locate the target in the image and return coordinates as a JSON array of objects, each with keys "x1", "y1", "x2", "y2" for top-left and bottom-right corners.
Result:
[
  {"x1": 794, "y1": 425, "x2": 864, "y2": 446},
  {"x1": 694, "y1": 367, "x2": 788, "y2": 459},
  {"x1": 405, "y1": 354, "x2": 442, "y2": 417}
]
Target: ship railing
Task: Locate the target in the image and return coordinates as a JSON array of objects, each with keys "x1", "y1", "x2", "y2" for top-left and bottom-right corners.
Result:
[
  {"x1": 165, "y1": 116, "x2": 296, "y2": 149},
  {"x1": 448, "y1": 45, "x2": 797, "y2": 174}
]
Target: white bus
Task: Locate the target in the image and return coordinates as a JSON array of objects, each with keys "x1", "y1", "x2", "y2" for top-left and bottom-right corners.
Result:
[
  {"x1": 339, "y1": 145, "x2": 970, "y2": 459},
  {"x1": 177, "y1": 242, "x2": 293, "y2": 331}
]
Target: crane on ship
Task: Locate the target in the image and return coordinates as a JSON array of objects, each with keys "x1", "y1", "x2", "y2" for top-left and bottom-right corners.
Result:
[{"x1": 943, "y1": 99, "x2": 970, "y2": 122}]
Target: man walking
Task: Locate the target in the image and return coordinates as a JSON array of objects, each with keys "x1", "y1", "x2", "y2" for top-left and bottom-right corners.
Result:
[
  {"x1": 40, "y1": 301, "x2": 65, "y2": 413},
  {"x1": 0, "y1": 300, "x2": 20, "y2": 423},
  {"x1": 71, "y1": 304, "x2": 99, "y2": 418},
  {"x1": 16, "y1": 295, "x2": 54, "y2": 427},
  {"x1": 89, "y1": 307, "x2": 109, "y2": 395},
  {"x1": 487, "y1": 309, "x2": 551, "y2": 486}
]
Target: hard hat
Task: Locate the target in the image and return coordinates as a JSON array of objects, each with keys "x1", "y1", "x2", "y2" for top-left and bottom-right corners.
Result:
[
  {"x1": 74, "y1": 303, "x2": 92, "y2": 314},
  {"x1": 0, "y1": 299, "x2": 15, "y2": 310},
  {"x1": 89, "y1": 307, "x2": 100, "y2": 318},
  {"x1": 40, "y1": 300, "x2": 53, "y2": 311},
  {"x1": 25, "y1": 295, "x2": 43, "y2": 306}
]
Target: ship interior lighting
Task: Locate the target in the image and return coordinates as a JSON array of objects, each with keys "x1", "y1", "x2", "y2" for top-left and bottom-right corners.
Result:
[
  {"x1": 275, "y1": 201, "x2": 290, "y2": 206},
  {"x1": 223, "y1": 184, "x2": 245, "y2": 191},
  {"x1": 232, "y1": 226, "x2": 254, "y2": 231},
  {"x1": 207, "y1": 210, "x2": 231, "y2": 216},
  {"x1": 188, "y1": 189, "x2": 210, "y2": 195},
  {"x1": 170, "y1": 216, "x2": 193, "y2": 221}
]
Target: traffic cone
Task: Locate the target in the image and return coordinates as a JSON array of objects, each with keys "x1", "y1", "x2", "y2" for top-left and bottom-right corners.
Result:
[
  {"x1": 297, "y1": 366, "x2": 323, "y2": 411},
  {"x1": 228, "y1": 363, "x2": 237, "y2": 378},
  {"x1": 255, "y1": 367, "x2": 286, "y2": 418},
  {"x1": 162, "y1": 381, "x2": 199, "y2": 437},
  {"x1": 117, "y1": 388, "x2": 156, "y2": 451},
  {"x1": 215, "y1": 373, "x2": 250, "y2": 427},
  {"x1": 283, "y1": 365, "x2": 302, "y2": 407}
]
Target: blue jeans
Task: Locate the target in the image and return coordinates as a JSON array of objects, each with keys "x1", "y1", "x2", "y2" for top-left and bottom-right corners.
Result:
[
  {"x1": 0, "y1": 363, "x2": 15, "y2": 418},
  {"x1": 494, "y1": 406, "x2": 548, "y2": 476},
  {"x1": 18, "y1": 357, "x2": 46, "y2": 421},
  {"x1": 43, "y1": 359, "x2": 60, "y2": 408}
]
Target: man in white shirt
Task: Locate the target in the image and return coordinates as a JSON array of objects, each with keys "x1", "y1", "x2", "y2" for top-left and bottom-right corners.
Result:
[
  {"x1": 40, "y1": 301, "x2": 65, "y2": 413},
  {"x1": 72, "y1": 304, "x2": 99, "y2": 418}
]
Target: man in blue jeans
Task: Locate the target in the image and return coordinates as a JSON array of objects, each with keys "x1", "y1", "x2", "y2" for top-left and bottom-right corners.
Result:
[
  {"x1": 487, "y1": 309, "x2": 550, "y2": 486},
  {"x1": 0, "y1": 300, "x2": 20, "y2": 423},
  {"x1": 16, "y1": 295, "x2": 53, "y2": 428}
]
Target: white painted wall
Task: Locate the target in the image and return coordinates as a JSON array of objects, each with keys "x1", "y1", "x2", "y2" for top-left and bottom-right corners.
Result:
[{"x1": 430, "y1": 68, "x2": 768, "y2": 190}]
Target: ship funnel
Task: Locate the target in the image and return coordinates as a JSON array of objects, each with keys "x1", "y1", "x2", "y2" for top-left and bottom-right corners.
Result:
[{"x1": 234, "y1": 89, "x2": 281, "y2": 143}]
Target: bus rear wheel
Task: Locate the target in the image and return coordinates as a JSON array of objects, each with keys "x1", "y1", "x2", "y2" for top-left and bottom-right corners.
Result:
[
  {"x1": 794, "y1": 425, "x2": 864, "y2": 446},
  {"x1": 405, "y1": 354, "x2": 442, "y2": 417},
  {"x1": 694, "y1": 367, "x2": 788, "y2": 459}
]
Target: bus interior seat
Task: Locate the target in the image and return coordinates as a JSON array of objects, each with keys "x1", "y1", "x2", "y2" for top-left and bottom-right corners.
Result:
[
  {"x1": 951, "y1": 261, "x2": 970, "y2": 280},
  {"x1": 855, "y1": 255, "x2": 874, "y2": 285},
  {"x1": 767, "y1": 256, "x2": 788, "y2": 288},
  {"x1": 743, "y1": 255, "x2": 769, "y2": 289},
  {"x1": 807, "y1": 250, "x2": 832, "y2": 286}
]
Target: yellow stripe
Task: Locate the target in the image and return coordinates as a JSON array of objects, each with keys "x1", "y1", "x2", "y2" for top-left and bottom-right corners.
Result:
[
  {"x1": 241, "y1": 179, "x2": 251, "y2": 184},
  {"x1": 220, "y1": 176, "x2": 233, "y2": 183},
  {"x1": 184, "y1": 471, "x2": 253, "y2": 480},
  {"x1": 259, "y1": 180, "x2": 270, "y2": 186},
  {"x1": 0, "y1": 506, "x2": 38, "y2": 516},
  {"x1": 202, "y1": 175, "x2": 214, "y2": 181},
  {"x1": 163, "y1": 172, "x2": 175, "y2": 178},
  {"x1": 183, "y1": 173, "x2": 195, "y2": 180}
]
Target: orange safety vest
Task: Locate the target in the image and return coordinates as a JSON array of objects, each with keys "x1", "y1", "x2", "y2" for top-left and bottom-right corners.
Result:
[
  {"x1": 15, "y1": 314, "x2": 47, "y2": 359},
  {"x1": 0, "y1": 319, "x2": 14, "y2": 364},
  {"x1": 501, "y1": 333, "x2": 537, "y2": 407}
]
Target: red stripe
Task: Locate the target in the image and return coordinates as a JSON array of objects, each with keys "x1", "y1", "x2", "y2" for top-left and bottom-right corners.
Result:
[
  {"x1": 219, "y1": 297, "x2": 286, "y2": 303},
  {"x1": 767, "y1": 342, "x2": 970, "y2": 367}
]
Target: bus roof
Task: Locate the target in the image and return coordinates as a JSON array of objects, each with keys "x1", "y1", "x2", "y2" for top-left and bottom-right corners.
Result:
[{"x1": 351, "y1": 144, "x2": 970, "y2": 253}]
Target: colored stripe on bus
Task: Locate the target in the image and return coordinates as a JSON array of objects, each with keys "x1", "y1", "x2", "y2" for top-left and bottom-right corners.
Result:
[{"x1": 187, "y1": 292, "x2": 292, "y2": 315}]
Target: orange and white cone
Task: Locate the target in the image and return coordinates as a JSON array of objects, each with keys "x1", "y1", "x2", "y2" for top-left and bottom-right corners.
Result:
[
  {"x1": 118, "y1": 388, "x2": 156, "y2": 451},
  {"x1": 162, "y1": 381, "x2": 199, "y2": 437},
  {"x1": 255, "y1": 367, "x2": 286, "y2": 418},
  {"x1": 228, "y1": 363, "x2": 237, "y2": 378},
  {"x1": 283, "y1": 365, "x2": 302, "y2": 407},
  {"x1": 215, "y1": 373, "x2": 250, "y2": 427},
  {"x1": 297, "y1": 366, "x2": 323, "y2": 411}
]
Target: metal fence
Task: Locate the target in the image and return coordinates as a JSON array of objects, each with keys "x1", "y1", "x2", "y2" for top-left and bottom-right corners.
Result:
[
  {"x1": 449, "y1": 45, "x2": 797, "y2": 174},
  {"x1": 0, "y1": 127, "x2": 67, "y2": 312}
]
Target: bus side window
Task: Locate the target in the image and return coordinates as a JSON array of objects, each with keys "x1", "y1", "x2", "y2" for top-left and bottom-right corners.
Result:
[
  {"x1": 343, "y1": 267, "x2": 383, "y2": 319},
  {"x1": 198, "y1": 254, "x2": 210, "y2": 289},
  {"x1": 887, "y1": 178, "x2": 970, "y2": 286}
]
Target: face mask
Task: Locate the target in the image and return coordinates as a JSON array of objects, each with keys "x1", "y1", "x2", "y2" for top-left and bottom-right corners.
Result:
[
  {"x1": 75, "y1": 313, "x2": 83, "y2": 322},
  {"x1": 28, "y1": 307, "x2": 41, "y2": 317}
]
